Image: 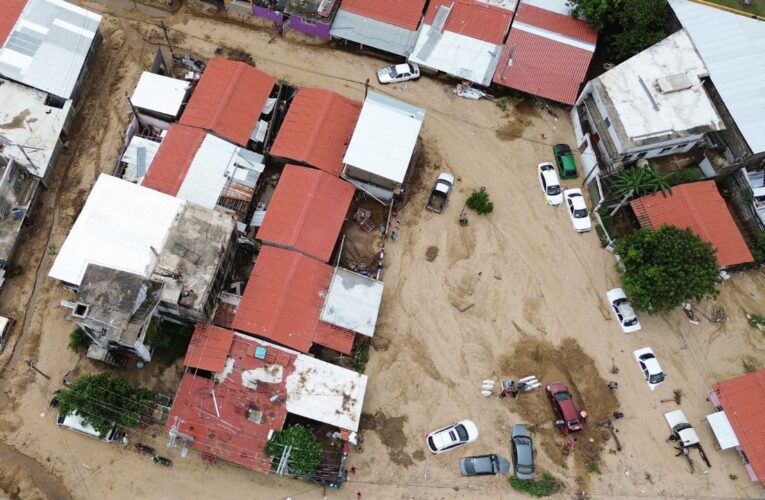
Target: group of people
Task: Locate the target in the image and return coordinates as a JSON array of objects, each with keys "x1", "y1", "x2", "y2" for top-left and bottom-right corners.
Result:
[{"x1": 499, "y1": 379, "x2": 527, "y2": 398}]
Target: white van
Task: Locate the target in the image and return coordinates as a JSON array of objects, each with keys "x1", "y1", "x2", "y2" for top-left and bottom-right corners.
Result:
[{"x1": 57, "y1": 411, "x2": 117, "y2": 441}]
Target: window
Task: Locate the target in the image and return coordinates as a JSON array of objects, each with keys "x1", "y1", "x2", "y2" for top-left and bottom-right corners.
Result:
[
  {"x1": 604, "y1": 117, "x2": 611, "y2": 128},
  {"x1": 636, "y1": 152, "x2": 648, "y2": 159},
  {"x1": 659, "y1": 147, "x2": 673, "y2": 154}
]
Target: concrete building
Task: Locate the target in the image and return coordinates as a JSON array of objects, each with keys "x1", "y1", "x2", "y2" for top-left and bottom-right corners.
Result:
[
  {"x1": 342, "y1": 92, "x2": 425, "y2": 204},
  {"x1": 572, "y1": 30, "x2": 724, "y2": 178},
  {"x1": 0, "y1": 156, "x2": 39, "y2": 285},
  {"x1": 129, "y1": 72, "x2": 191, "y2": 122},
  {"x1": 0, "y1": 0, "x2": 102, "y2": 103}
]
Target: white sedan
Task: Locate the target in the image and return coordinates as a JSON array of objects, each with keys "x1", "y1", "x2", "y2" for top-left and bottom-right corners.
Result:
[
  {"x1": 633, "y1": 347, "x2": 665, "y2": 390},
  {"x1": 537, "y1": 162, "x2": 563, "y2": 206},
  {"x1": 377, "y1": 63, "x2": 420, "y2": 84},
  {"x1": 564, "y1": 188, "x2": 591, "y2": 232},
  {"x1": 426, "y1": 420, "x2": 478, "y2": 454},
  {"x1": 606, "y1": 288, "x2": 641, "y2": 333}
]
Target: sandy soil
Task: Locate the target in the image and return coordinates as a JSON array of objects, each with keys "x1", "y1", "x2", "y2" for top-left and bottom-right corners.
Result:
[{"x1": 0, "y1": 1, "x2": 762, "y2": 499}]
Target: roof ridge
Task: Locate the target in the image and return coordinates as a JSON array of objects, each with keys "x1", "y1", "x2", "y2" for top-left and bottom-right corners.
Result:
[{"x1": 292, "y1": 169, "x2": 322, "y2": 253}]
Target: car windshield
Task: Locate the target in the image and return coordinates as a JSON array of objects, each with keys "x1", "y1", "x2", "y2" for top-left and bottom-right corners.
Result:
[
  {"x1": 554, "y1": 391, "x2": 571, "y2": 402},
  {"x1": 408, "y1": 63, "x2": 416, "y2": 72},
  {"x1": 455, "y1": 424, "x2": 468, "y2": 441},
  {"x1": 547, "y1": 185, "x2": 561, "y2": 195},
  {"x1": 567, "y1": 419, "x2": 580, "y2": 427},
  {"x1": 517, "y1": 464, "x2": 534, "y2": 474},
  {"x1": 463, "y1": 460, "x2": 475, "y2": 475},
  {"x1": 573, "y1": 208, "x2": 588, "y2": 218},
  {"x1": 388, "y1": 67, "x2": 398, "y2": 77},
  {"x1": 624, "y1": 317, "x2": 639, "y2": 326},
  {"x1": 649, "y1": 373, "x2": 665, "y2": 384}
]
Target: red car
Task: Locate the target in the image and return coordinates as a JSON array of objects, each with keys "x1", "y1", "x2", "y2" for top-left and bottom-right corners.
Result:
[{"x1": 546, "y1": 382, "x2": 585, "y2": 434}]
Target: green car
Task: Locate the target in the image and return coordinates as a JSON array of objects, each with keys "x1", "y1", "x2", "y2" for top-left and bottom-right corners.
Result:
[{"x1": 553, "y1": 144, "x2": 578, "y2": 179}]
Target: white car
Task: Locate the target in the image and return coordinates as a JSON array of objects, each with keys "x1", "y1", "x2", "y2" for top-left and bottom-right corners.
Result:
[
  {"x1": 564, "y1": 188, "x2": 591, "y2": 232},
  {"x1": 377, "y1": 63, "x2": 420, "y2": 84},
  {"x1": 606, "y1": 288, "x2": 641, "y2": 333},
  {"x1": 426, "y1": 420, "x2": 478, "y2": 454},
  {"x1": 537, "y1": 162, "x2": 563, "y2": 206},
  {"x1": 633, "y1": 347, "x2": 665, "y2": 390}
]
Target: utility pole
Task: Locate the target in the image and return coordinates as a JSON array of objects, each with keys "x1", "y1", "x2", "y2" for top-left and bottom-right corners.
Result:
[
  {"x1": 364, "y1": 79, "x2": 370, "y2": 99},
  {"x1": 27, "y1": 359, "x2": 50, "y2": 380},
  {"x1": 125, "y1": 92, "x2": 143, "y2": 126},
  {"x1": 159, "y1": 22, "x2": 175, "y2": 60}
]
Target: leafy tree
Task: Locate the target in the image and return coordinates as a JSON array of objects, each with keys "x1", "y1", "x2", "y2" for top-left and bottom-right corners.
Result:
[
  {"x1": 58, "y1": 373, "x2": 155, "y2": 438},
  {"x1": 614, "y1": 225, "x2": 721, "y2": 312},
  {"x1": 68, "y1": 328, "x2": 91, "y2": 355},
  {"x1": 611, "y1": 166, "x2": 671, "y2": 199},
  {"x1": 466, "y1": 189, "x2": 494, "y2": 214},
  {"x1": 265, "y1": 424, "x2": 323, "y2": 476}
]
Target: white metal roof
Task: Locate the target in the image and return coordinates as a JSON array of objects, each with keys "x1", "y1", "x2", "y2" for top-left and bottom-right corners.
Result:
[
  {"x1": 0, "y1": 0, "x2": 102, "y2": 99},
  {"x1": 520, "y1": 0, "x2": 571, "y2": 15},
  {"x1": 706, "y1": 411, "x2": 740, "y2": 450},
  {"x1": 286, "y1": 354, "x2": 368, "y2": 431},
  {"x1": 120, "y1": 135, "x2": 161, "y2": 183},
  {"x1": 669, "y1": 0, "x2": 765, "y2": 154},
  {"x1": 343, "y1": 92, "x2": 424, "y2": 185},
  {"x1": 175, "y1": 133, "x2": 264, "y2": 209},
  {"x1": 595, "y1": 30, "x2": 723, "y2": 149},
  {"x1": 330, "y1": 10, "x2": 421, "y2": 57},
  {"x1": 48, "y1": 174, "x2": 184, "y2": 286},
  {"x1": 320, "y1": 268, "x2": 383, "y2": 337},
  {"x1": 408, "y1": 25, "x2": 503, "y2": 86},
  {"x1": 0, "y1": 78, "x2": 70, "y2": 179},
  {"x1": 130, "y1": 72, "x2": 190, "y2": 118}
]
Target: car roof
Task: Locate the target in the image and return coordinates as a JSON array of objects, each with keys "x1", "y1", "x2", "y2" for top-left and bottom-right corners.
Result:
[
  {"x1": 541, "y1": 169, "x2": 559, "y2": 184},
  {"x1": 566, "y1": 191, "x2": 586, "y2": 209},
  {"x1": 642, "y1": 357, "x2": 662, "y2": 374},
  {"x1": 617, "y1": 302, "x2": 637, "y2": 319},
  {"x1": 463, "y1": 455, "x2": 495, "y2": 473},
  {"x1": 514, "y1": 439, "x2": 533, "y2": 465}
]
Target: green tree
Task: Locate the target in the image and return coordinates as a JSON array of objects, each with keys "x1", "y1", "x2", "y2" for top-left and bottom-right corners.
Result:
[
  {"x1": 466, "y1": 189, "x2": 494, "y2": 214},
  {"x1": 265, "y1": 424, "x2": 323, "y2": 476},
  {"x1": 615, "y1": 225, "x2": 721, "y2": 312},
  {"x1": 68, "y1": 328, "x2": 91, "y2": 355},
  {"x1": 58, "y1": 373, "x2": 155, "y2": 438}
]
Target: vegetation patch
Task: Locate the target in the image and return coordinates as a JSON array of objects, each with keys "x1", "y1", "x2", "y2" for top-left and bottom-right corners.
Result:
[
  {"x1": 466, "y1": 189, "x2": 494, "y2": 215},
  {"x1": 265, "y1": 424, "x2": 322, "y2": 476},
  {"x1": 509, "y1": 472, "x2": 561, "y2": 497},
  {"x1": 68, "y1": 328, "x2": 90, "y2": 355},
  {"x1": 144, "y1": 317, "x2": 194, "y2": 366}
]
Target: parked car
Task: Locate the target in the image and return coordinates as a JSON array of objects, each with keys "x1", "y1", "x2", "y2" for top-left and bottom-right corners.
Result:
[
  {"x1": 633, "y1": 347, "x2": 665, "y2": 390},
  {"x1": 553, "y1": 144, "x2": 578, "y2": 179},
  {"x1": 606, "y1": 288, "x2": 641, "y2": 333},
  {"x1": 426, "y1": 172, "x2": 455, "y2": 213},
  {"x1": 564, "y1": 188, "x2": 591, "y2": 232},
  {"x1": 546, "y1": 382, "x2": 586, "y2": 434},
  {"x1": 664, "y1": 409, "x2": 699, "y2": 447},
  {"x1": 537, "y1": 162, "x2": 563, "y2": 206},
  {"x1": 426, "y1": 420, "x2": 478, "y2": 454},
  {"x1": 377, "y1": 63, "x2": 420, "y2": 84},
  {"x1": 458, "y1": 454, "x2": 510, "y2": 476},
  {"x1": 510, "y1": 424, "x2": 535, "y2": 480}
]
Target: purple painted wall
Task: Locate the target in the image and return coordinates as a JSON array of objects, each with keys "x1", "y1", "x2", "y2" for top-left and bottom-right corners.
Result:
[
  {"x1": 252, "y1": 5, "x2": 284, "y2": 23},
  {"x1": 289, "y1": 16, "x2": 331, "y2": 39}
]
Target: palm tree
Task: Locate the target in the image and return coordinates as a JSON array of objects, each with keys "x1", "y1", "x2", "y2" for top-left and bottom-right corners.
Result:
[{"x1": 609, "y1": 165, "x2": 672, "y2": 216}]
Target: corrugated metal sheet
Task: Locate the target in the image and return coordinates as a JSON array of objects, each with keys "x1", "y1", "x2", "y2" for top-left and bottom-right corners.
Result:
[
  {"x1": 180, "y1": 59, "x2": 276, "y2": 147},
  {"x1": 629, "y1": 180, "x2": 753, "y2": 267},
  {"x1": 493, "y1": 4, "x2": 596, "y2": 105},
  {"x1": 314, "y1": 322, "x2": 355, "y2": 354},
  {"x1": 232, "y1": 246, "x2": 338, "y2": 353},
  {"x1": 141, "y1": 124, "x2": 205, "y2": 196},
  {"x1": 270, "y1": 88, "x2": 361, "y2": 176},
  {"x1": 183, "y1": 324, "x2": 235, "y2": 372},
  {"x1": 713, "y1": 369, "x2": 765, "y2": 486},
  {"x1": 706, "y1": 411, "x2": 740, "y2": 450},
  {"x1": 669, "y1": 0, "x2": 765, "y2": 154},
  {"x1": 330, "y1": 10, "x2": 421, "y2": 56},
  {"x1": 423, "y1": 0, "x2": 511, "y2": 45},
  {"x1": 337, "y1": 0, "x2": 427, "y2": 30},
  {"x1": 258, "y1": 165, "x2": 355, "y2": 263},
  {"x1": 0, "y1": 0, "x2": 102, "y2": 99},
  {"x1": 0, "y1": 0, "x2": 26, "y2": 47}
]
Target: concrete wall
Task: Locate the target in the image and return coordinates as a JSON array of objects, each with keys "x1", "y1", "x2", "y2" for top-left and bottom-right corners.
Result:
[
  {"x1": 289, "y1": 16, "x2": 331, "y2": 39},
  {"x1": 253, "y1": 5, "x2": 284, "y2": 23}
]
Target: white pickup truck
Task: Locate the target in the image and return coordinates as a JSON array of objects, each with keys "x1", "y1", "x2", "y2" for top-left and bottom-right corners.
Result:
[
  {"x1": 426, "y1": 172, "x2": 455, "y2": 214},
  {"x1": 664, "y1": 409, "x2": 700, "y2": 447}
]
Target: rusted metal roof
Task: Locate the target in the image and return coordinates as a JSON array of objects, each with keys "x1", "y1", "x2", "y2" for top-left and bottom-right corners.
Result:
[
  {"x1": 179, "y1": 59, "x2": 276, "y2": 146},
  {"x1": 339, "y1": 0, "x2": 427, "y2": 30},
  {"x1": 232, "y1": 246, "x2": 355, "y2": 354},
  {"x1": 493, "y1": 4, "x2": 597, "y2": 105},
  {"x1": 423, "y1": 0, "x2": 512, "y2": 45},
  {"x1": 630, "y1": 180, "x2": 753, "y2": 267},
  {"x1": 713, "y1": 369, "x2": 765, "y2": 486},
  {"x1": 0, "y1": 0, "x2": 26, "y2": 47},
  {"x1": 141, "y1": 124, "x2": 205, "y2": 196},
  {"x1": 257, "y1": 165, "x2": 355, "y2": 263},
  {"x1": 183, "y1": 324, "x2": 235, "y2": 372},
  {"x1": 269, "y1": 88, "x2": 361, "y2": 176}
]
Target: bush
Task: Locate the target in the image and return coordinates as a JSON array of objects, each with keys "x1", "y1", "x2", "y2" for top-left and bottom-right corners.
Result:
[
  {"x1": 351, "y1": 341, "x2": 370, "y2": 373},
  {"x1": 68, "y1": 328, "x2": 90, "y2": 355},
  {"x1": 509, "y1": 472, "x2": 560, "y2": 497},
  {"x1": 466, "y1": 189, "x2": 494, "y2": 215},
  {"x1": 750, "y1": 232, "x2": 765, "y2": 264},
  {"x1": 667, "y1": 168, "x2": 702, "y2": 187},
  {"x1": 595, "y1": 224, "x2": 609, "y2": 248},
  {"x1": 265, "y1": 424, "x2": 322, "y2": 476}
]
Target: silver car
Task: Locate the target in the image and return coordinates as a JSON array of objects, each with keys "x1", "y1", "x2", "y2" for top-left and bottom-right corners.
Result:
[
  {"x1": 511, "y1": 424, "x2": 535, "y2": 480},
  {"x1": 458, "y1": 454, "x2": 510, "y2": 476}
]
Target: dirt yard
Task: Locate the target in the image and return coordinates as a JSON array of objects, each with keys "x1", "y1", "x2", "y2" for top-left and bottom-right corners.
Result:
[{"x1": 0, "y1": 1, "x2": 763, "y2": 499}]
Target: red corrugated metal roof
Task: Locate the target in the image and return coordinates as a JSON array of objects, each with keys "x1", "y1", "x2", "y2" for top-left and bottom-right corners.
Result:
[
  {"x1": 340, "y1": 0, "x2": 427, "y2": 30},
  {"x1": 166, "y1": 333, "x2": 295, "y2": 473},
  {"x1": 141, "y1": 124, "x2": 205, "y2": 195},
  {"x1": 232, "y1": 246, "x2": 355, "y2": 354},
  {"x1": 183, "y1": 324, "x2": 234, "y2": 372},
  {"x1": 0, "y1": 0, "x2": 26, "y2": 46},
  {"x1": 629, "y1": 181, "x2": 754, "y2": 267},
  {"x1": 315, "y1": 322, "x2": 356, "y2": 353},
  {"x1": 713, "y1": 369, "x2": 765, "y2": 486},
  {"x1": 257, "y1": 165, "x2": 355, "y2": 263},
  {"x1": 179, "y1": 59, "x2": 276, "y2": 146},
  {"x1": 269, "y1": 88, "x2": 361, "y2": 176},
  {"x1": 493, "y1": 4, "x2": 596, "y2": 105},
  {"x1": 424, "y1": 0, "x2": 512, "y2": 45},
  {"x1": 515, "y1": 4, "x2": 597, "y2": 44}
]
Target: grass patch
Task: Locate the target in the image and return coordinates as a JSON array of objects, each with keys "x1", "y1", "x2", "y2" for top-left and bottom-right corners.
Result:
[
  {"x1": 509, "y1": 472, "x2": 560, "y2": 497},
  {"x1": 747, "y1": 313, "x2": 765, "y2": 330},
  {"x1": 144, "y1": 317, "x2": 194, "y2": 366},
  {"x1": 586, "y1": 461, "x2": 601, "y2": 474},
  {"x1": 729, "y1": 473, "x2": 738, "y2": 480},
  {"x1": 68, "y1": 328, "x2": 90, "y2": 355},
  {"x1": 466, "y1": 189, "x2": 494, "y2": 215}
]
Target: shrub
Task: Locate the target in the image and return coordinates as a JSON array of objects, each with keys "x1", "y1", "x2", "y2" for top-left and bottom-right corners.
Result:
[
  {"x1": 595, "y1": 224, "x2": 609, "y2": 248},
  {"x1": 667, "y1": 168, "x2": 702, "y2": 187},
  {"x1": 265, "y1": 424, "x2": 322, "y2": 476},
  {"x1": 68, "y1": 328, "x2": 90, "y2": 355},
  {"x1": 5, "y1": 264, "x2": 23, "y2": 279},
  {"x1": 495, "y1": 96, "x2": 511, "y2": 111},
  {"x1": 351, "y1": 341, "x2": 370, "y2": 373},
  {"x1": 750, "y1": 232, "x2": 765, "y2": 264},
  {"x1": 509, "y1": 472, "x2": 560, "y2": 497},
  {"x1": 466, "y1": 189, "x2": 494, "y2": 215}
]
